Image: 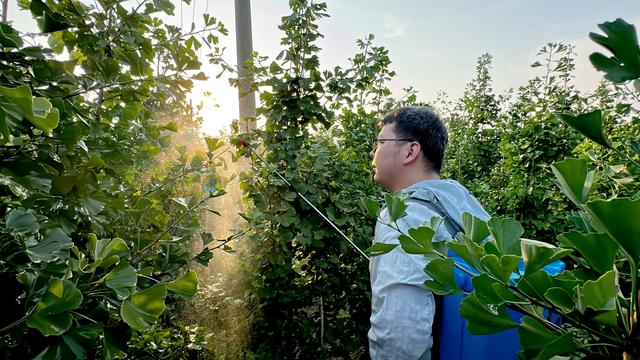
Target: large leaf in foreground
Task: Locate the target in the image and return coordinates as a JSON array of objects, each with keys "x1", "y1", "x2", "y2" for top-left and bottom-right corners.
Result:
[
  {"x1": 459, "y1": 292, "x2": 517, "y2": 335},
  {"x1": 364, "y1": 198, "x2": 380, "y2": 219},
  {"x1": 0, "y1": 84, "x2": 59, "y2": 131},
  {"x1": 27, "y1": 228, "x2": 73, "y2": 263},
  {"x1": 398, "y1": 226, "x2": 436, "y2": 254},
  {"x1": 470, "y1": 273, "x2": 504, "y2": 306},
  {"x1": 556, "y1": 112, "x2": 612, "y2": 151},
  {"x1": 365, "y1": 242, "x2": 398, "y2": 257},
  {"x1": 0, "y1": 22, "x2": 23, "y2": 47},
  {"x1": 518, "y1": 316, "x2": 576, "y2": 360},
  {"x1": 551, "y1": 157, "x2": 597, "y2": 207},
  {"x1": 576, "y1": 270, "x2": 618, "y2": 313},
  {"x1": 589, "y1": 18, "x2": 640, "y2": 82},
  {"x1": 384, "y1": 193, "x2": 408, "y2": 222},
  {"x1": 461, "y1": 212, "x2": 490, "y2": 243},
  {"x1": 104, "y1": 262, "x2": 137, "y2": 300},
  {"x1": 423, "y1": 257, "x2": 462, "y2": 295},
  {"x1": 26, "y1": 278, "x2": 83, "y2": 336},
  {"x1": 521, "y1": 239, "x2": 572, "y2": 275},
  {"x1": 5, "y1": 209, "x2": 39, "y2": 232},
  {"x1": 89, "y1": 235, "x2": 129, "y2": 261},
  {"x1": 487, "y1": 217, "x2": 523, "y2": 256},
  {"x1": 480, "y1": 254, "x2": 521, "y2": 283},
  {"x1": 587, "y1": 198, "x2": 640, "y2": 262},
  {"x1": 557, "y1": 231, "x2": 618, "y2": 274},
  {"x1": 166, "y1": 270, "x2": 198, "y2": 300},
  {"x1": 120, "y1": 284, "x2": 167, "y2": 330}
]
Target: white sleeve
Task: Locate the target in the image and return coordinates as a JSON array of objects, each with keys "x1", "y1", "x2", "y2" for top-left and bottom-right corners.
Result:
[{"x1": 369, "y1": 204, "x2": 444, "y2": 359}]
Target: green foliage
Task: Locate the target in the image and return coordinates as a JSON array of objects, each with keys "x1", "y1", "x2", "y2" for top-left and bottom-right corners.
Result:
[
  {"x1": 520, "y1": 239, "x2": 572, "y2": 275},
  {"x1": 589, "y1": 19, "x2": 640, "y2": 82},
  {"x1": 443, "y1": 44, "x2": 591, "y2": 240},
  {"x1": 557, "y1": 110, "x2": 613, "y2": 150},
  {"x1": 487, "y1": 217, "x2": 524, "y2": 256},
  {"x1": 459, "y1": 293, "x2": 517, "y2": 334},
  {"x1": 373, "y1": 18, "x2": 640, "y2": 359},
  {"x1": 365, "y1": 242, "x2": 397, "y2": 257},
  {"x1": 588, "y1": 198, "x2": 640, "y2": 262},
  {"x1": 399, "y1": 226, "x2": 436, "y2": 255},
  {"x1": 0, "y1": 84, "x2": 60, "y2": 132},
  {"x1": 423, "y1": 258, "x2": 462, "y2": 295},
  {"x1": 550, "y1": 158, "x2": 596, "y2": 207},
  {"x1": 26, "y1": 278, "x2": 83, "y2": 336},
  {"x1": 0, "y1": 1, "x2": 229, "y2": 358},
  {"x1": 232, "y1": 2, "x2": 414, "y2": 357},
  {"x1": 384, "y1": 192, "x2": 409, "y2": 222},
  {"x1": 444, "y1": 53, "x2": 502, "y2": 195},
  {"x1": 125, "y1": 324, "x2": 211, "y2": 359}
]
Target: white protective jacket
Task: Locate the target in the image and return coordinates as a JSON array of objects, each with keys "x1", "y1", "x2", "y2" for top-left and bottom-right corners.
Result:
[{"x1": 368, "y1": 179, "x2": 490, "y2": 359}]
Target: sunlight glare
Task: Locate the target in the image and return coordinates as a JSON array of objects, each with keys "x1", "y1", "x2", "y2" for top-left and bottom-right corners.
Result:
[{"x1": 192, "y1": 78, "x2": 239, "y2": 137}]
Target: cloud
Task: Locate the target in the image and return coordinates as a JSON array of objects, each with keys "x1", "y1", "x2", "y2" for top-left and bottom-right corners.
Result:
[{"x1": 383, "y1": 14, "x2": 408, "y2": 39}]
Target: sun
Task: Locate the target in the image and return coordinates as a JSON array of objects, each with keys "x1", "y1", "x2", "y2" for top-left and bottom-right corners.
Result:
[{"x1": 191, "y1": 77, "x2": 240, "y2": 137}]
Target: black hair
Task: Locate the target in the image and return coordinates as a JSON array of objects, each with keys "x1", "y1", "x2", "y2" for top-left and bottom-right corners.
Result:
[{"x1": 381, "y1": 106, "x2": 448, "y2": 173}]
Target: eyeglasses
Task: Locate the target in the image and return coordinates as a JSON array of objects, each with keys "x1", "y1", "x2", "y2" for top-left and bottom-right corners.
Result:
[{"x1": 372, "y1": 138, "x2": 414, "y2": 152}]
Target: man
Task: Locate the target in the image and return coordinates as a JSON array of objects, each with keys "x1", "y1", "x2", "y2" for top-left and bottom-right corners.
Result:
[{"x1": 368, "y1": 107, "x2": 489, "y2": 359}]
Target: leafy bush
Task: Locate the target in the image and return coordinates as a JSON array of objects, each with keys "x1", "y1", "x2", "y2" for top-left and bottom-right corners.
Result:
[
  {"x1": 231, "y1": 1, "x2": 418, "y2": 357},
  {"x1": 126, "y1": 324, "x2": 211, "y2": 359},
  {"x1": 0, "y1": 1, "x2": 229, "y2": 358},
  {"x1": 443, "y1": 43, "x2": 589, "y2": 240}
]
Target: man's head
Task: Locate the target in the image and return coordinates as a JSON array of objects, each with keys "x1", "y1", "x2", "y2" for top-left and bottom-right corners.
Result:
[{"x1": 371, "y1": 107, "x2": 448, "y2": 191}]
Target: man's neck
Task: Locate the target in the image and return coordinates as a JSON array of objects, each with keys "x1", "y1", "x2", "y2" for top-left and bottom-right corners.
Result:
[{"x1": 390, "y1": 170, "x2": 440, "y2": 192}]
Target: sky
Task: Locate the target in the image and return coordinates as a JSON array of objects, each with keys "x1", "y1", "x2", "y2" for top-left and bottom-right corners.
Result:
[{"x1": 8, "y1": 1, "x2": 640, "y2": 135}]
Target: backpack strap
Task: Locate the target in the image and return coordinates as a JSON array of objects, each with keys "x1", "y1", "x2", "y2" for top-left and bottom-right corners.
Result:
[{"x1": 406, "y1": 190, "x2": 463, "y2": 240}]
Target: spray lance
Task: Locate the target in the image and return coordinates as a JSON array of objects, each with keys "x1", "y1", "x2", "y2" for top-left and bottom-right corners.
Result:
[{"x1": 239, "y1": 139, "x2": 370, "y2": 261}]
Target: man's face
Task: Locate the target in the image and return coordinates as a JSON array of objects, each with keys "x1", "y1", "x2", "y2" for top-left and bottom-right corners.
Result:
[{"x1": 371, "y1": 123, "x2": 407, "y2": 191}]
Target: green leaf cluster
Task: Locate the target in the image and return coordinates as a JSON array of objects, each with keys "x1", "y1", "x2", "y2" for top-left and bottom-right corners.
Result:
[
  {"x1": 0, "y1": 1, "x2": 230, "y2": 358},
  {"x1": 233, "y1": 2, "x2": 410, "y2": 356}
]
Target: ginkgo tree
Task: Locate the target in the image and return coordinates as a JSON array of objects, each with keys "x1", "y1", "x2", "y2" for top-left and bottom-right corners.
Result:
[{"x1": 0, "y1": 0, "x2": 230, "y2": 358}]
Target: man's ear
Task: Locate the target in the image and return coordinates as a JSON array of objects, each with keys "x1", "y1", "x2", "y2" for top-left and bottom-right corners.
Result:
[{"x1": 402, "y1": 142, "x2": 421, "y2": 165}]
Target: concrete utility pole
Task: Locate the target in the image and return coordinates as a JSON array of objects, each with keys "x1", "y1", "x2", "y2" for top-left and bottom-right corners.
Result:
[
  {"x1": 234, "y1": 0, "x2": 256, "y2": 132},
  {"x1": 2, "y1": 0, "x2": 8, "y2": 23}
]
